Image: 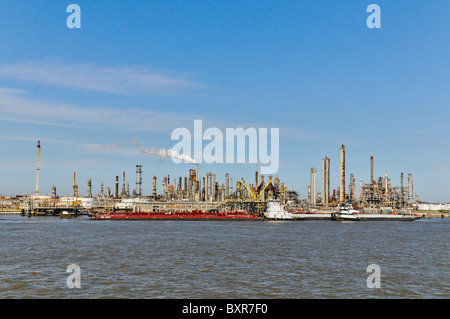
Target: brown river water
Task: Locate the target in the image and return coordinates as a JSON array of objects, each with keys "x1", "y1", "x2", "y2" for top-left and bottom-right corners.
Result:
[{"x1": 0, "y1": 215, "x2": 448, "y2": 298}]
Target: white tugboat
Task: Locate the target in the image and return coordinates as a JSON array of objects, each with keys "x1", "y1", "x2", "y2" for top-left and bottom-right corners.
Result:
[
  {"x1": 263, "y1": 200, "x2": 294, "y2": 220},
  {"x1": 331, "y1": 203, "x2": 361, "y2": 221}
]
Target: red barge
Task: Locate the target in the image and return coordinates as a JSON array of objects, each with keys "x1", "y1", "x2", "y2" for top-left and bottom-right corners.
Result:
[{"x1": 91, "y1": 210, "x2": 261, "y2": 220}]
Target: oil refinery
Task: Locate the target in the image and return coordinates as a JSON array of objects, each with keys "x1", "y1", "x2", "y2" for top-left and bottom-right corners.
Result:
[{"x1": 0, "y1": 140, "x2": 437, "y2": 219}]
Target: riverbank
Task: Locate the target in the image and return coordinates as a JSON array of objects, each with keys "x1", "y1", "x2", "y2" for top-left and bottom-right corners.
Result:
[{"x1": 415, "y1": 210, "x2": 449, "y2": 218}]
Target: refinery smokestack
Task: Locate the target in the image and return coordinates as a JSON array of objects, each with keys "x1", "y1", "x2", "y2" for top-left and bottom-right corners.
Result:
[
  {"x1": 163, "y1": 177, "x2": 167, "y2": 196},
  {"x1": 385, "y1": 172, "x2": 388, "y2": 193},
  {"x1": 121, "y1": 172, "x2": 126, "y2": 197},
  {"x1": 35, "y1": 141, "x2": 41, "y2": 195},
  {"x1": 401, "y1": 172, "x2": 404, "y2": 198},
  {"x1": 310, "y1": 167, "x2": 317, "y2": 205},
  {"x1": 322, "y1": 156, "x2": 330, "y2": 205},
  {"x1": 370, "y1": 156, "x2": 374, "y2": 185},
  {"x1": 153, "y1": 176, "x2": 157, "y2": 197},
  {"x1": 339, "y1": 145, "x2": 345, "y2": 202},
  {"x1": 225, "y1": 173, "x2": 229, "y2": 197},
  {"x1": 408, "y1": 173, "x2": 413, "y2": 204},
  {"x1": 87, "y1": 179, "x2": 92, "y2": 198},
  {"x1": 202, "y1": 177, "x2": 206, "y2": 201},
  {"x1": 136, "y1": 165, "x2": 142, "y2": 197},
  {"x1": 115, "y1": 176, "x2": 119, "y2": 198},
  {"x1": 73, "y1": 172, "x2": 76, "y2": 197},
  {"x1": 212, "y1": 174, "x2": 216, "y2": 201},
  {"x1": 52, "y1": 185, "x2": 56, "y2": 199},
  {"x1": 350, "y1": 174, "x2": 355, "y2": 200}
]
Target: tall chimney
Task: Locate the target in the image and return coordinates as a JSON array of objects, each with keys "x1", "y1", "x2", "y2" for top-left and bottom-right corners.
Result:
[
  {"x1": 73, "y1": 172, "x2": 76, "y2": 197},
  {"x1": 310, "y1": 167, "x2": 317, "y2": 205},
  {"x1": 35, "y1": 141, "x2": 41, "y2": 195},
  {"x1": 322, "y1": 158, "x2": 326, "y2": 204},
  {"x1": 370, "y1": 155, "x2": 374, "y2": 185},
  {"x1": 225, "y1": 173, "x2": 229, "y2": 197},
  {"x1": 408, "y1": 173, "x2": 413, "y2": 204},
  {"x1": 136, "y1": 165, "x2": 142, "y2": 197},
  {"x1": 212, "y1": 174, "x2": 216, "y2": 201},
  {"x1": 385, "y1": 172, "x2": 388, "y2": 194},
  {"x1": 87, "y1": 179, "x2": 92, "y2": 198},
  {"x1": 350, "y1": 174, "x2": 355, "y2": 200},
  {"x1": 153, "y1": 176, "x2": 157, "y2": 197},
  {"x1": 115, "y1": 176, "x2": 119, "y2": 198},
  {"x1": 322, "y1": 156, "x2": 330, "y2": 205},
  {"x1": 163, "y1": 177, "x2": 167, "y2": 196},
  {"x1": 202, "y1": 177, "x2": 206, "y2": 201},
  {"x1": 400, "y1": 172, "x2": 404, "y2": 198},
  {"x1": 121, "y1": 172, "x2": 126, "y2": 197},
  {"x1": 339, "y1": 145, "x2": 345, "y2": 202}
]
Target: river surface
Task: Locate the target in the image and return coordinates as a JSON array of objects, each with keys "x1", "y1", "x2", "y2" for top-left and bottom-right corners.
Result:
[{"x1": 0, "y1": 215, "x2": 448, "y2": 298}]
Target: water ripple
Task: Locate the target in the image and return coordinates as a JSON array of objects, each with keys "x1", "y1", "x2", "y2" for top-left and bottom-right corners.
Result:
[{"x1": 0, "y1": 216, "x2": 448, "y2": 298}]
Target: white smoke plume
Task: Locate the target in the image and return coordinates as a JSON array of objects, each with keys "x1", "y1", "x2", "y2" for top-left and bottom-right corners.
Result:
[
  {"x1": 141, "y1": 147, "x2": 197, "y2": 164},
  {"x1": 132, "y1": 138, "x2": 197, "y2": 164}
]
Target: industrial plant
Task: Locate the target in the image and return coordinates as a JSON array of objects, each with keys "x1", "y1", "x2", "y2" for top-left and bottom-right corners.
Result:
[
  {"x1": 0, "y1": 141, "x2": 422, "y2": 217},
  {"x1": 307, "y1": 145, "x2": 417, "y2": 211}
]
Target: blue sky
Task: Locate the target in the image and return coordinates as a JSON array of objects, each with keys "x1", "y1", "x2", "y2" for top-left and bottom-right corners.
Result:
[{"x1": 0, "y1": 1, "x2": 448, "y2": 202}]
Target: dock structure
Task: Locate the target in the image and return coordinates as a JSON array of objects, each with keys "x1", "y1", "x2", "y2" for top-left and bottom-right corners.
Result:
[{"x1": 19, "y1": 196, "x2": 83, "y2": 216}]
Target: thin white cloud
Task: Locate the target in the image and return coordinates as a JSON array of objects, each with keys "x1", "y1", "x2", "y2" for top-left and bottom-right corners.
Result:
[
  {"x1": 0, "y1": 88, "x2": 336, "y2": 149},
  {"x1": 79, "y1": 143, "x2": 141, "y2": 157},
  {"x1": 0, "y1": 87, "x2": 194, "y2": 132},
  {"x1": 0, "y1": 60, "x2": 205, "y2": 95}
]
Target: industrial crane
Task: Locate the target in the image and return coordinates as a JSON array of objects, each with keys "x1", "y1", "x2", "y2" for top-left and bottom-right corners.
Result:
[{"x1": 239, "y1": 178, "x2": 272, "y2": 201}]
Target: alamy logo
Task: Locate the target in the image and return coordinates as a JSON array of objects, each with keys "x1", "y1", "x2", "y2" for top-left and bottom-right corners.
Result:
[
  {"x1": 366, "y1": 264, "x2": 381, "y2": 288},
  {"x1": 66, "y1": 264, "x2": 81, "y2": 289},
  {"x1": 171, "y1": 120, "x2": 279, "y2": 174},
  {"x1": 66, "y1": 4, "x2": 81, "y2": 29},
  {"x1": 366, "y1": 4, "x2": 381, "y2": 29}
]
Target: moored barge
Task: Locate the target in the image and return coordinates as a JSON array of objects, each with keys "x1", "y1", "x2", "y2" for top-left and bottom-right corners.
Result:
[{"x1": 91, "y1": 210, "x2": 261, "y2": 220}]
